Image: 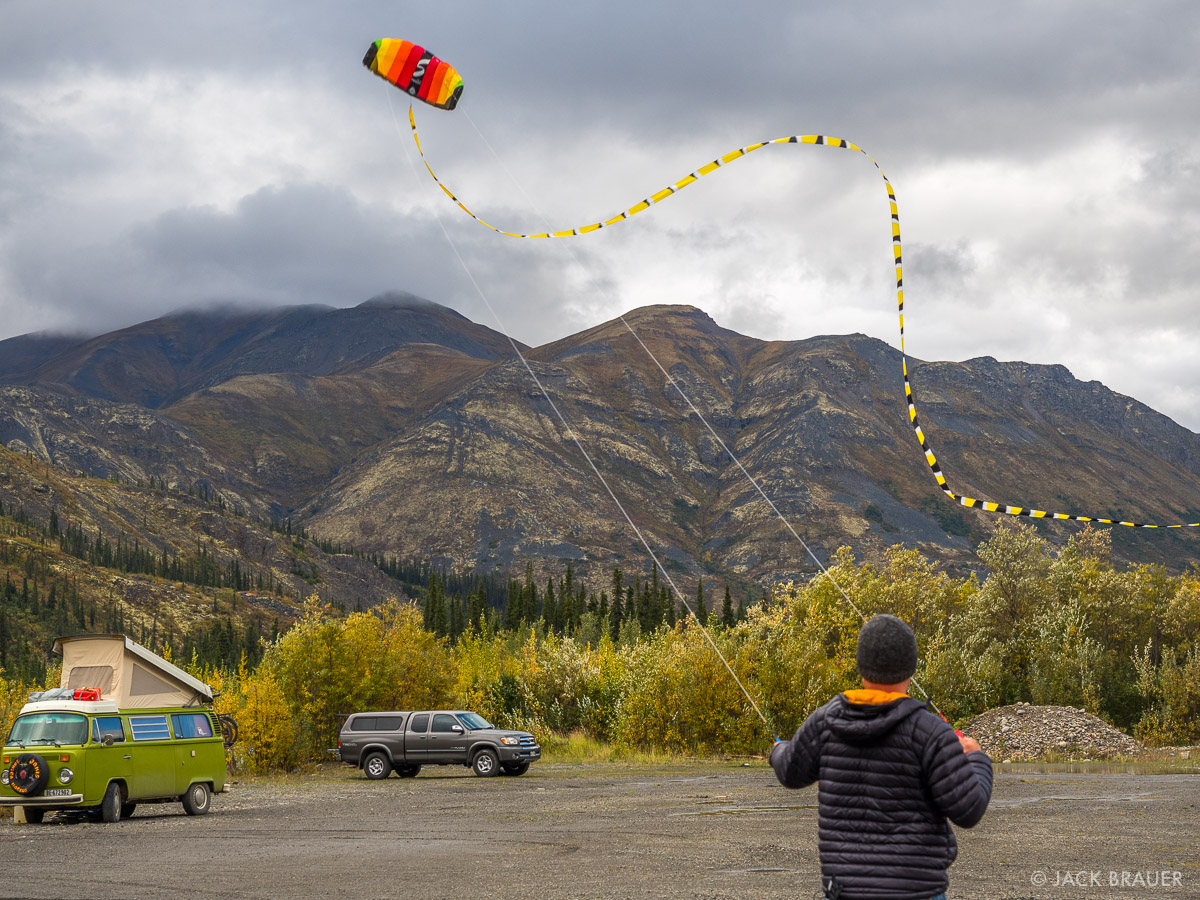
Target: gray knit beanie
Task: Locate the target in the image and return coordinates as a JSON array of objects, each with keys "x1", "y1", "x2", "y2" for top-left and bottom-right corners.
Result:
[{"x1": 856, "y1": 614, "x2": 918, "y2": 684}]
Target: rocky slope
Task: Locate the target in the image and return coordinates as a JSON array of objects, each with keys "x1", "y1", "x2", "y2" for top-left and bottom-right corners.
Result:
[{"x1": 3, "y1": 295, "x2": 1199, "y2": 594}]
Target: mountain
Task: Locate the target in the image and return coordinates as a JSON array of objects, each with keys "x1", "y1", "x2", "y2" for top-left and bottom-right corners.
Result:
[{"x1": 2, "y1": 295, "x2": 1199, "y2": 598}]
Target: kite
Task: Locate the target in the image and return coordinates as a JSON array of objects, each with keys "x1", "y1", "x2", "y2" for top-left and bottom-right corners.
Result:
[
  {"x1": 363, "y1": 39, "x2": 463, "y2": 111},
  {"x1": 365, "y1": 41, "x2": 1200, "y2": 531}
]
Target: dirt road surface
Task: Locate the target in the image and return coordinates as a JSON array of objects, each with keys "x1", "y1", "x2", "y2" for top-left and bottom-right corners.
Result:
[{"x1": 2, "y1": 762, "x2": 1197, "y2": 899}]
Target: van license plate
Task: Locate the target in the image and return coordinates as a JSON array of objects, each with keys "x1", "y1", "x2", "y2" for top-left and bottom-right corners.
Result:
[{"x1": 43, "y1": 789, "x2": 71, "y2": 797}]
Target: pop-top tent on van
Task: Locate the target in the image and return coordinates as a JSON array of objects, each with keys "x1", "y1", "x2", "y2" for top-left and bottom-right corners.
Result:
[{"x1": 53, "y1": 634, "x2": 214, "y2": 709}]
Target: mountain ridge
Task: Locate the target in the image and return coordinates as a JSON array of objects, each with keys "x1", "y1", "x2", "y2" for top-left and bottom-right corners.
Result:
[{"x1": 2, "y1": 296, "x2": 1198, "y2": 591}]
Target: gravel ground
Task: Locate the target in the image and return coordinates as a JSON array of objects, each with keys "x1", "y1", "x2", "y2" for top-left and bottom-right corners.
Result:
[{"x1": 2, "y1": 761, "x2": 1198, "y2": 900}]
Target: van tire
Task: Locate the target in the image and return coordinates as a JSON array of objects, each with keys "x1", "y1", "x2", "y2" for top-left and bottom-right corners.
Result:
[
  {"x1": 472, "y1": 749, "x2": 499, "y2": 777},
  {"x1": 22, "y1": 807, "x2": 45, "y2": 824},
  {"x1": 101, "y1": 782, "x2": 123, "y2": 823},
  {"x1": 364, "y1": 752, "x2": 391, "y2": 780},
  {"x1": 182, "y1": 782, "x2": 211, "y2": 816}
]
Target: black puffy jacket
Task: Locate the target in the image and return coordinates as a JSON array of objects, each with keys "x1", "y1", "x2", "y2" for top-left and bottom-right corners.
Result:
[{"x1": 770, "y1": 691, "x2": 993, "y2": 900}]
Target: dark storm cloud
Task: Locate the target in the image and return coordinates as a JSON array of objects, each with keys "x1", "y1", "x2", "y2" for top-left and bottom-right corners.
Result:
[{"x1": 1, "y1": 1, "x2": 1199, "y2": 427}]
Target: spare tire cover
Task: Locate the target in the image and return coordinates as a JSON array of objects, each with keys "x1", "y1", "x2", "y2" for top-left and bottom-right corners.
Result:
[{"x1": 8, "y1": 753, "x2": 50, "y2": 796}]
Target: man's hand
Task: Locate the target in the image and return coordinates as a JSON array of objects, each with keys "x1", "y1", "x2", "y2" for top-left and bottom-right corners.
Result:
[{"x1": 958, "y1": 734, "x2": 982, "y2": 753}]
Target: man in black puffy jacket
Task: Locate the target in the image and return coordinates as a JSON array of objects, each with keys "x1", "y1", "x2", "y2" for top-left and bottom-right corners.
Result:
[{"x1": 770, "y1": 614, "x2": 993, "y2": 900}]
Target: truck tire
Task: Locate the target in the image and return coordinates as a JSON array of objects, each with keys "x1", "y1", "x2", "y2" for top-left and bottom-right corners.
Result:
[
  {"x1": 397, "y1": 764, "x2": 422, "y2": 778},
  {"x1": 101, "y1": 782, "x2": 123, "y2": 823},
  {"x1": 182, "y1": 782, "x2": 211, "y2": 816},
  {"x1": 364, "y1": 752, "x2": 391, "y2": 780},
  {"x1": 502, "y1": 762, "x2": 530, "y2": 776},
  {"x1": 472, "y1": 749, "x2": 499, "y2": 777}
]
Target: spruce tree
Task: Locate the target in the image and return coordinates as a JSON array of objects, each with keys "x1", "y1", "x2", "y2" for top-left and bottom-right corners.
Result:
[
  {"x1": 721, "y1": 585, "x2": 735, "y2": 627},
  {"x1": 609, "y1": 583, "x2": 624, "y2": 642},
  {"x1": 694, "y1": 576, "x2": 708, "y2": 625}
]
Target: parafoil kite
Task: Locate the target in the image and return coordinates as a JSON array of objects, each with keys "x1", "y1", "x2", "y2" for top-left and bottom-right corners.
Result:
[
  {"x1": 363, "y1": 39, "x2": 463, "y2": 111},
  {"x1": 364, "y1": 41, "x2": 1200, "y2": 530}
]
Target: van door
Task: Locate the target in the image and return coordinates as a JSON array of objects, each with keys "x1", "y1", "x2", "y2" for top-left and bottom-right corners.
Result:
[
  {"x1": 171, "y1": 712, "x2": 222, "y2": 794},
  {"x1": 126, "y1": 714, "x2": 177, "y2": 799},
  {"x1": 87, "y1": 716, "x2": 133, "y2": 803}
]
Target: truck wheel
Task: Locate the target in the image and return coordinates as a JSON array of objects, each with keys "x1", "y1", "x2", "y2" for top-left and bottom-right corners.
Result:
[
  {"x1": 397, "y1": 764, "x2": 421, "y2": 778},
  {"x1": 22, "y1": 807, "x2": 45, "y2": 824},
  {"x1": 182, "y1": 782, "x2": 211, "y2": 816},
  {"x1": 101, "y1": 782, "x2": 123, "y2": 823},
  {"x1": 502, "y1": 762, "x2": 530, "y2": 776},
  {"x1": 364, "y1": 752, "x2": 391, "y2": 780},
  {"x1": 472, "y1": 749, "x2": 499, "y2": 777}
]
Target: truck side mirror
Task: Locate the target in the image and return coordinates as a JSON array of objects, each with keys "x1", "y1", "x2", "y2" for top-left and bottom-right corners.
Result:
[{"x1": 451, "y1": 725, "x2": 463, "y2": 734}]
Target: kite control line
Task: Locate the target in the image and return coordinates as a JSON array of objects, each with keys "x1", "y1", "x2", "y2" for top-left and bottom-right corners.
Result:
[
  {"x1": 384, "y1": 88, "x2": 780, "y2": 743},
  {"x1": 400, "y1": 103, "x2": 1200, "y2": 531}
]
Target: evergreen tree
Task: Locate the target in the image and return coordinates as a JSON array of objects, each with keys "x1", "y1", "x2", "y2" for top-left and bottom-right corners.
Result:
[
  {"x1": 609, "y1": 583, "x2": 624, "y2": 642},
  {"x1": 721, "y1": 585, "x2": 735, "y2": 627},
  {"x1": 542, "y1": 577, "x2": 559, "y2": 634},
  {"x1": 694, "y1": 576, "x2": 708, "y2": 625},
  {"x1": 504, "y1": 578, "x2": 523, "y2": 630}
]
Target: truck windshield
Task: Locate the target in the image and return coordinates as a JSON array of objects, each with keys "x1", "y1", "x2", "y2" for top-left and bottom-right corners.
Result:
[
  {"x1": 7, "y1": 712, "x2": 88, "y2": 747},
  {"x1": 457, "y1": 712, "x2": 491, "y2": 730}
]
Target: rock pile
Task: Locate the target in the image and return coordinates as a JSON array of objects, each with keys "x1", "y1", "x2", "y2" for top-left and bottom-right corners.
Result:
[{"x1": 965, "y1": 703, "x2": 1144, "y2": 761}]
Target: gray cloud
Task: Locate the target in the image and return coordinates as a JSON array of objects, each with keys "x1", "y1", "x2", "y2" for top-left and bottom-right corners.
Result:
[{"x1": 2, "y1": 1, "x2": 1199, "y2": 432}]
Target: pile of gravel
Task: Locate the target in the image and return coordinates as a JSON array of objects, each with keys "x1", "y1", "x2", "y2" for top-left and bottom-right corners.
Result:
[{"x1": 965, "y1": 703, "x2": 1144, "y2": 761}]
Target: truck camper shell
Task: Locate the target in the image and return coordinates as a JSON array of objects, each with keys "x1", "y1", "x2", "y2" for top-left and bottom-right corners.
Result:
[{"x1": 50, "y1": 633, "x2": 214, "y2": 709}]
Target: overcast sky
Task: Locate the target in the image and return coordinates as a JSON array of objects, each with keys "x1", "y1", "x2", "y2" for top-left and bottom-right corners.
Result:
[{"x1": 3, "y1": 2, "x2": 1199, "y2": 429}]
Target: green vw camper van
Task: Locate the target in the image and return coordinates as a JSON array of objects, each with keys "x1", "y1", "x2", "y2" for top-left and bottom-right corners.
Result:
[{"x1": 2, "y1": 634, "x2": 227, "y2": 823}]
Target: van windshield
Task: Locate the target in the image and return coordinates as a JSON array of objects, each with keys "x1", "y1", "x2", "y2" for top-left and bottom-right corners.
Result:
[{"x1": 7, "y1": 712, "x2": 88, "y2": 747}]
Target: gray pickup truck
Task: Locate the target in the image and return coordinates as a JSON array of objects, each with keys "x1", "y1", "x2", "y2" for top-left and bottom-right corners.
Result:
[{"x1": 337, "y1": 710, "x2": 540, "y2": 778}]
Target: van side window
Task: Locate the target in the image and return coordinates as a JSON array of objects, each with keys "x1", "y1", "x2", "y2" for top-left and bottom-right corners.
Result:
[
  {"x1": 409, "y1": 713, "x2": 429, "y2": 733},
  {"x1": 431, "y1": 714, "x2": 458, "y2": 733},
  {"x1": 171, "y1": 713, "x2": 214, "y2": 739},
  {"x1": 129, "y1": 715, "x2": 171, "y2": 741},
  {"x1": 92, "y1": 716, "x2": 125, "y2": 744}
]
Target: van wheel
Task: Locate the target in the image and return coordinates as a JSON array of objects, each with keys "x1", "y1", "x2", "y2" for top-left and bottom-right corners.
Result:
[
  {"x1": 101, "y1": 783, "x2": 123, "y2": 823},
  {"x1": 364, "y1": 752, "x2": 391, "y2": 780},
  {"x1": 22, "y1": 807, "x2": 45, "y2": 824},
  {"x1": 397, "y1": 764, "x2": 421, "y2": 778},
  {"x1": 182, "y1": 782, "x2": 211, "y2": 816},
  {"x1": 472, "y1": 749, "x2": 499, "y2": 777},
  {"x1": 120, "y1": 803, "x2": 137, "y2": 818}
]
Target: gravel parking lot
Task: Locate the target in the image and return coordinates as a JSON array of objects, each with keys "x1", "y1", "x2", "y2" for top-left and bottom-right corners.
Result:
[{"x1": 2, "y1": 761, "x2": 1198, "y2": 899}]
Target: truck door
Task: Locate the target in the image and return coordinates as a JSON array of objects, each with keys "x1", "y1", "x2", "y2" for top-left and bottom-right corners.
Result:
[
  {"x1": 425, "y1": 713, "x2": 469, "y2": 764},
  {"x1": 405, "y1": 713, "x2": 430, "y2": 761}
]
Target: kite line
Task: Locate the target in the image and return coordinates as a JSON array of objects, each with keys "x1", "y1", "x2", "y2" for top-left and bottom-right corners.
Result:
[{"x1": 402, "y1": 103, "x2": 1199, "y2": 530}]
